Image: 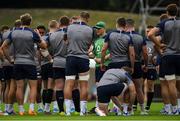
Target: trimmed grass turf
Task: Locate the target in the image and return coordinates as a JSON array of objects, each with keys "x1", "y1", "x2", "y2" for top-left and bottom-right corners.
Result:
[
  {"x1": 0, "y1": 9, "x2": 159, "y2": 30},
  {"x1": 0, "y1": 102, "x2": 179, "y2": 120}
]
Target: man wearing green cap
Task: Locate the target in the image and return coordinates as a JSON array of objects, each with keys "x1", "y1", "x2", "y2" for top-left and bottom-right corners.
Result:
[{"x1": 89, "y1": 21, "x2": 110, "y2": 113}]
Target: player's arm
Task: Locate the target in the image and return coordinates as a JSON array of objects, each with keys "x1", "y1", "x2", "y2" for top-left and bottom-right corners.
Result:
[
  {"x1": 101, "y1": 42, "x2": 108, "y2": 65},
  {"x1": 148, "y1": 27, "x2": 166, "y2": 50},
  {"x1": 1, "y1": 40, "x2": 13, "y2": 63},
  {"x1": 88, "y1": 44, "x2": 95, "y2": 59},
  {"x1": 142, "y1": 45, "x2": 148, "y2": 66},
  {"x1": 129, "y1": 45, "x2": 135, "y2": 73},
  {"x1": 105, "y1": 53, "x2": 110, "y2": 60}
]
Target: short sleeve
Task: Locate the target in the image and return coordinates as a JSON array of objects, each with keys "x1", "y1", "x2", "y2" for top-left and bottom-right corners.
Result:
[
  {"x1": 127, "y1": 35, "x2": 133, "y2": 46},
  {"x1": 32, "y1": 31, "x2": 41, "y2": 43},
  {"x1": 104, "y1": 32, "x2": 111, "y2": 43},
  {"x1": 156, "y1": 20, "x2": 166, "y2": 33},
  {"x1": 6, "y1": 31, "x2": 13, "y2": 44},
  {"x1": 142, "y1": 38, "x2": 147, "y2": 46}
]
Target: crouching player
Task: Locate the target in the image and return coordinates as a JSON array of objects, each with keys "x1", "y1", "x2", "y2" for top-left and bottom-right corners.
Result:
[{"x1": 95, "y1": 67, "x2": 133, "y2": 116}]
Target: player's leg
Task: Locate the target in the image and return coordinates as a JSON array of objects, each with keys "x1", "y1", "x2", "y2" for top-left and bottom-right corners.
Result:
[
  {"x1": 14, "y1": 64, "x2": 25, "y2": 115},
  {"x1": 127, "y1": 82, "x2": 136, "y2": 115},
  {"x1": 54, "y1": 68, "x2": 65, "y2": 115},
  {"x1": 79, "y1": 72, "x2": 89, "y2": 116},
  {"x1": 72, "y1": 80, "x2": 80, "y2": 113},
  {"x1": 26, "y1": 65, "x2": 38, "y2": 115},
  {"x1": 145, "y1": 69, "x2": 157, "y2": 111},
  {"x1": 64, "y1": 56, "x2": 77, "y2": 116},
  {"x1": 36, "y1": 75, "x2": 43, "y2": 113},
  {"x1": 7, "y1": 79, "x2": 16, "y2": 114}
]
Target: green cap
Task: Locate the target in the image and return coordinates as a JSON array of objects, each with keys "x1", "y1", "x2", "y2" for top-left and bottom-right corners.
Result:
[{"x1": 94, "y1": 21, "x2": 106, "y2": 29}]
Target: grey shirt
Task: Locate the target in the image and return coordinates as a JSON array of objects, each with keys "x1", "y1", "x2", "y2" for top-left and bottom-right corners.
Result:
[
  {"x1": 41, "y1": 34, "x2": 51, "y2": 66},
  {"x1": 157, "y1": 18, "x2": 180, "y2": 56},
  {"x1": 127, "y1": 31, "x2": 146, "y2": 62},
  {"x1": 105, "y1": 30, "x2": 133, "y2": 63},
  {"x1": 97, "y1": 68, "x2": 132, "y2": 87},
  {"x1": 49, "y1": 28, "x2": 67, "y2": 68},
  {"x1": 2, "y1": 30, "x2": 14, "y2": 66},
  {"x1": 6, "y1": 27, "x2": 41, "y2": 65},
  {"x1": 146, "y1": 39, "x2": 157, "y2": 68},
  {"x1": 67, "y1": 22, "x2": 93, "y2": 59}
]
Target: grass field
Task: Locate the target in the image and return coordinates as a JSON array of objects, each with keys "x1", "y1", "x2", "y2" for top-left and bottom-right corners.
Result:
[
  {"x1": 0, "y1": 102, "x2": 179, "y2": 121},
  {"x1": 0, "y1": 9, "x2": 159, "y2": 30}
]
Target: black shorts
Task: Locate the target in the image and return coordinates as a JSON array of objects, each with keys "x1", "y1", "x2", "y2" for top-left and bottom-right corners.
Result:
[
  {"x1": 97, "y1": 83, "x2": 125, "y2": 103},
  {"x1": 53, "y1": 68, "x2": 65, "y2": 80},
  {"x1": 146, "y1": 69, "x2": 157, "y2": 80},
  {"x1": 95, "y1": 67, "x2": 106, "y2": 82},
  {"x1": 66, "y1": 56, "x2": 89, "y2": 76},
  {"x1": 13, "y1": 64, "x2": 37, "y2": 80},
  {"x1": 159, "y1": 55, "x2": 180, "y2": 78},
  {"x1": 3, "y1": 66, "x2": 14, "y2": 80},
  {"x1": 0, "y1": 68, "x2": 5, "y2": 82},
  {"x1": 108, "y1": 61, "x2": 130, "y2": 70},
  {"x1": 132, "y1": 62, "x2": 143, "y2": 79},
  {"x1": 41, "y1": 63, "x2": 53, "y2": 80}
]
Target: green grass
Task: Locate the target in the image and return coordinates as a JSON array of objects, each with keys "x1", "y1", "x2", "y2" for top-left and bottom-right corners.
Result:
[
  {"x1": 0, "y1": 9, "x2": 159, "y2": 30},
  {"x1": 0, "y1": 102, "x2": 179, "y2": 120}
]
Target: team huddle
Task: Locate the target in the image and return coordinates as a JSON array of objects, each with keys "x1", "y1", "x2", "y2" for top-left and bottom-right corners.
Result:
[{"x1": 0, "y1": 3, "x2": 180, "y2": 116}]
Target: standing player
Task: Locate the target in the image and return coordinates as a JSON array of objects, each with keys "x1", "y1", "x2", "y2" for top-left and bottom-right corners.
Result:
[
  {"x1": 49, "y1": 16, "x2": 70, "y2": 115},
  {"x1": 126, "y1": 19, "x2": 148, "y2": 115},
  {"x1": 64, "y1": 11, "x2": 93, "y2": 116},
  {"x1": 6, "y1": 19, "x2": 22, "y2": 115},
  {"x1": 0, "y1": 25, "x2": 10, "y2": 113},
  {"x1": 90, "y1": 21, "x2": 110, "y2": 112},
  {"x1": 148, "y1": 4, "x2": 179, "y2": 115},
  {"x1": 35, "y1": 25, "x2": 46, "y2": 113},
  {"x1": 41, "y1": 20, "x2": 58, "y2": 114},
  {"x1": 143, "y1": 25, "x2": 158, "y2": 112},
  {"x1": 1, "y1": 13, "x2": 47, "y2": 115},
  {"x1": 101, "y1": 17, "x2": 135, "y2": 73}
]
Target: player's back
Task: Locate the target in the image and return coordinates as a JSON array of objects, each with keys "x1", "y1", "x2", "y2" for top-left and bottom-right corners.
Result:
[
  {"x1": 9, "y1": 27, "x2": 38, "y2": 65},
  {"x1": 67, "y1": 22, "x2": 93, "y2": 59}
]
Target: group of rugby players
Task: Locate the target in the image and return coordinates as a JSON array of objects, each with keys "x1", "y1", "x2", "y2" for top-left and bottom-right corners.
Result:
[{"x1": 0, "y1": 3, "x2": 179, "y2": 116}]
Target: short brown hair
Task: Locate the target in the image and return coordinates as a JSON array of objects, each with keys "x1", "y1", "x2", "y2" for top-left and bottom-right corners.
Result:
[
  {"x1": 80, "y1": 11, "x2": 90, "y2": 19},
  {"x1": 59, "y1": 16, "x2": 70, "y2": 26},
  {"x1": 1, "y1": 25, "x2": 10, "y2": 32},
  {"x1": 48, "y1": 20, "x2": 58, "y2": 29},
  {"x1": 116, "y1": 17, "x2": 126, "y2": 27},
  {"x1": 159, "y1": 13, "x2": 168, "y2": 22},
  {"x1": 14, "y1": 19, "x2": 21, "y2": 27},
  {"x1": 20, "y1": 13, "x2": 32, "y2": 26},
  {"x1": 167, "y1": 4, "x2": 178, "y2": 16}
]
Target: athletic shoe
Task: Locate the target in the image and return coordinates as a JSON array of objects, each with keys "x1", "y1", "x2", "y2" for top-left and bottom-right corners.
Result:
[
  {"x1": 140, "y1": 111, "x2": 148, "y2": 115},
  {"x1": 53, "y1": 108, "x2": 59, "y2": 113},
  {"x1": 160, "y1": 109, "x2": 171, "y2": 115},
  {"x1": 70, "y1": 108, "x2": 75, "y2": 113},
  {"x1": 66, "y1": 112, "x2": 71, "y2": 116},
  {"x1": 6, "y1": 110, "x2": 16, "y2": 115},
  {"x1": 3, "y1": 112, "x2": 9, "y2": 116},
  {"x1": 178, "y1": 108, "x2": 180, "y2": 114},
  {"x1": 171, "y1": 110, "x2": 179, "y2": 115},
  {"x1": 37, "y1": 108, "x2": 44, "y2": 113},
  {"x1": 110, "y1": 106, "x2": 119, "y2": 113},
  {"x1": 89, "y1": 107, "x2": 96, "y2": 114},
  {"x1": 95, "y1": 107, "x2": 106, "y2": 116},
  {"x1": 28, "y1": 110, "x2": 37, "y2": 115},
  {"x1": 19, "y1": 112, "x2": 25, "y2": 116},
  {"x1": 59, "y1": 112, "x2": 65, "y2": 116},
  {"x1": 123, "y1": 111, "x2": 131, "y2": 116}
]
